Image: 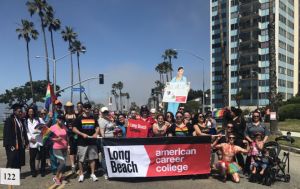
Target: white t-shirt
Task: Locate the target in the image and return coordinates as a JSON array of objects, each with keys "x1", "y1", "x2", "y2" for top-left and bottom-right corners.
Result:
[{"x1": 98, "y1": 117, "x2": 115, "y2": 138}]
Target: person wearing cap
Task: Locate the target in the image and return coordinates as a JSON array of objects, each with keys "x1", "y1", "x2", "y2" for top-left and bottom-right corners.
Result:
[
  {"x1": 167, "y1": 67, "x2": 188, "y2": 115},
  {"x1": 50, "y1": 114, "x2": 68, "y2": 185},
  {"x1": 3, "y1": 104, "x2": 29, "y2": 171},
  {"x1": 64, "y1": 101, "x2": 77, "y2": 173},
  {"x1": 140, "y1": 105, "x2": 156, "y2": 137},
  {"x1": 25, "y1": 106, "x2": 46, "y2": 177},
  {"x1": 73, "y1": 102, "x2": 99, "y2": 182}
]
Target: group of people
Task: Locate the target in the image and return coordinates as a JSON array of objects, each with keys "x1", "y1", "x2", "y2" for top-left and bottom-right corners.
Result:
[{"x1": 3, "y1": 99, "x2": 270, "y2": 185}]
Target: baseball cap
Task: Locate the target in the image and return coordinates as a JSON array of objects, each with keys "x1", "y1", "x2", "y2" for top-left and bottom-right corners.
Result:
[{"x1": 101, "y1": 107, "x2": 109, "y2": 113}]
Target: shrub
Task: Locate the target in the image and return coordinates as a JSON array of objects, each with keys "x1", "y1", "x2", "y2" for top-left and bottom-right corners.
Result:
[{"x1": 278, "y1": 104, "x2": 300, "y2": 121}]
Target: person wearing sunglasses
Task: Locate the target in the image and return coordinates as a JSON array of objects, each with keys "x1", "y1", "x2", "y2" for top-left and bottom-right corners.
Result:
[
  {"x1": 192, "y1": 113, "x2": 208, "y2": 136},
  {"x1": 167, "y1": 112, "x2": 193, "y2": 137},
  {"x1": 212, "y1": 133, "x2": 249, "y2": 183},
  {"x1": 165, "y1": 112, "x2": 175, "y2": 124}
]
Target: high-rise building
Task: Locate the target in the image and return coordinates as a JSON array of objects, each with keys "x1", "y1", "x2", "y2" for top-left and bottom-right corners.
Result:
[{"x1": 210, "y1": 0, "x2": 299, "y2": 109}]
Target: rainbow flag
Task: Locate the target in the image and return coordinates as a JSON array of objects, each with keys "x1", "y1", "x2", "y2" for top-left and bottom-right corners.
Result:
[
  {"x1": 213, "y1": 109, "x2": 225, "y2": 119},
  {"x1": 45, "y1": 83, "x2": 55, "y2": 111},
  {"x1": 34, "y1": 124, "x2": 54, "y2": 144},
  {"x1": 81, "y1": 119, "x2": 95, "y2": 130}
]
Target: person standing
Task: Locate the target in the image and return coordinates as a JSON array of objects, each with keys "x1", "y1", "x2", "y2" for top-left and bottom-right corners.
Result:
[
  {"x1": 3, "y1": 104, "x2": 29, "y2": 171},
  {"x1": 73, "y1": 102, "x2": 99, "y2": 182},
  {"x1": 167, "y1": 67, "x2": 187, "y2": 115},
  {"x1": 64, "y1": 101, "x2": 77, "y2": 173},
  {"x1": 50, "y1": 114, "x2": 68, "y2": 185},
  {"x1": 26, "y1": 107, "x2": 46, "y2": 177}
]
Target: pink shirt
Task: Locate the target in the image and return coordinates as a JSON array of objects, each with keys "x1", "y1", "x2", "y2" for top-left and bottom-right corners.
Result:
[{"x1": 50, "y1": 124, "x2": 68, "y2": 150}]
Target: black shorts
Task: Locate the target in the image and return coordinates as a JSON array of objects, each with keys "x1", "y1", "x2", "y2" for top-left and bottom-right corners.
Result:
[{"x1": 68, "y1": 135, "x2": 78, "y2": 155}]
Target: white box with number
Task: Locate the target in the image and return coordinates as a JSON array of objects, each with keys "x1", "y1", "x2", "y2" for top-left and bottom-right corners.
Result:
[{"x1": 0, "y1": 168, "x2": 20, "y2": 186}]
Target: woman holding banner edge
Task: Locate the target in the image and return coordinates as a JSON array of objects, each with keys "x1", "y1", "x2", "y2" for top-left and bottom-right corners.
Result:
[{"x1": 167, "y1": 66, "x2": 187, "y2": 115}]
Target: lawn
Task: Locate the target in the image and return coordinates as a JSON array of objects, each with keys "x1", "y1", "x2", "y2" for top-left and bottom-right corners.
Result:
[
  {"x1": 268, "y1": 135, "x2": 300, "y2": 149},
  {"x1": 278, "y1": 119, "x2": 300, "y2": 132}
]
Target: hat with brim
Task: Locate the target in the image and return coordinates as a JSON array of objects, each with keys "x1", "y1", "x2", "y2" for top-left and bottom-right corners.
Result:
[{"x1": 11, "y1": 103, "x2": 23, "y2": 110}]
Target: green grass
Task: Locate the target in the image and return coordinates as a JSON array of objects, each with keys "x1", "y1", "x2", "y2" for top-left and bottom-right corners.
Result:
[
  {"x1": 0, "y1": 123, "x2": 3, "y2": 140},
  {"x1": 278, "y1": 119, "x2": 300, "y2": 132},
  {"x1": 268, "y1": 135, "x2": 300, "y2": 149}
]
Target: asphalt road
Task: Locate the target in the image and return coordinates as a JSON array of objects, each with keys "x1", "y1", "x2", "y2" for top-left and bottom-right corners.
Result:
[{"x1": 0, "y1": 141, "x2": 300, "y2": 189}]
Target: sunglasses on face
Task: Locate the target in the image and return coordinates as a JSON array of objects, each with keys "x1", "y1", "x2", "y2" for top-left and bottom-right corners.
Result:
[
  {"x1": 176, "y1": 116, "x2": 183, "y2": 119},
  {"x1": 227, "y1": 126, "x2": 233, "y2": 128},
  {"x1": 229, "y1": 137, "x2": 236, "y2": 139},
  {"x1": 253, "y1": 115, "x2": 260, "y2": 118}
]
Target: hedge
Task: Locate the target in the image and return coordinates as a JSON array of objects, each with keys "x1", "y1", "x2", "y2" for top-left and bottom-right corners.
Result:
[{"x1": 278, "y1": 103, "x2": 300, "y2": 121}]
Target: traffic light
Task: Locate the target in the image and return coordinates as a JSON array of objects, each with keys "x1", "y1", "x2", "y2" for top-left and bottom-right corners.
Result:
[
  {"x1": 99, "y1": 74, "x2": 104, "y2": 84},
  {"x1": 151, "y1": 89, "x2": 155, "y2": 95}
]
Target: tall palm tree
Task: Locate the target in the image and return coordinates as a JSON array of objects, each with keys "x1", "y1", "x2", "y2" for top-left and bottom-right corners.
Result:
[
  {"x1": 61, "y1": 26, "x2": 77, "y2": 102},
  {"x1": 71, "y1": 40, "x2": 86, "y2": 102},
  {"x1": 116, "y1": 81, "x2": 124, "y2": 112},
  {"x1": 125, "y1": 93, "x2": 130, "y2": 111},
  {"x1": 16, "y1": 19, "x2": 39, "y2": 103},
  {"x1": 155, "y1": 63, "x2": 163, "y2": 83},
  {"x1": 162, "y1": 49, "x2": 177, "y2": 79},
  {"x1": 26, "y1": 0, "x2": 51, "y2": 82},
  {"x1": 161, "y1": 61, "x2": 170, "y2": 82},
  {"x1": 44, "y1": 6, "x2": 60, "y2": 61},
  {"x1": 217, "y1": 0, "x2": 229, "y2": 107},
  {"x1": 268, "y1": 0, "x2": 278, "y2": 133}
]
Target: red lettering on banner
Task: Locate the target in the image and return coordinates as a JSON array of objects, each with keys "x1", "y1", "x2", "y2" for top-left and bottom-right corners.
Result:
[
  {"x1": 175, "y1": 96, "x2": 187, "y2": 103},
  {"x1": 144, "y1": 144, "x2": 210, "y2": 176},
  {"x1": 126, "y1": 119, "x2": 150, "y2": 138}
]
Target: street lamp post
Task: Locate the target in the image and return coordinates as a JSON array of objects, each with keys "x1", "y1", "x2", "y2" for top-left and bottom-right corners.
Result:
[
  {"x1": 36, "y1": 50, "x2": 85, "y2": 95},
  {"x1": 172, "y1": 49, "x2": 206, "y2": 113}
]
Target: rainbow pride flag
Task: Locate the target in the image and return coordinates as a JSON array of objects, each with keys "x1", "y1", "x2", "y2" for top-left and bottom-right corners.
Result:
[
  {"x1": 213, "y1": 109, "x2": 225, "y2": 119},
  {"x1": 34, "y1": 124, "x2": 54, "y2": 144},
  {"x1": 81, "y1": 119, "x2": 95, "y2": 130},
  {"x1": 45, "y1": 83, "x2": 55, "y2": 111}
]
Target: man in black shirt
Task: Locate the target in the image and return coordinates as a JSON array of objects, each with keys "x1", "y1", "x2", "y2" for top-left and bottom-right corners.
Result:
[{"x1": 73, "y1": 102, "x2": 99, "y2": 182}]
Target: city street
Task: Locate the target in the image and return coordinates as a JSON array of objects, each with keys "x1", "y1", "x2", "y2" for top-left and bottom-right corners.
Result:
[{"x1": 1, "y1": 141, "x2": 300, "y2": 189}]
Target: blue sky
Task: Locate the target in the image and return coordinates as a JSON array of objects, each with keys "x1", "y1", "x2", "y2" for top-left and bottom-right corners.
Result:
[{"x1": 0, "y1": 0, "x2": 210, "y2": 108}]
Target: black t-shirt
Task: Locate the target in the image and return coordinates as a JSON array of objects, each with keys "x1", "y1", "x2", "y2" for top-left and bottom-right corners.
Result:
[
  {"x1": 73, "y1": 115, "x2": 99, "y2": 146},
  {"x1": 167, "y1": 123, "x2": 194, "y2": 137}
]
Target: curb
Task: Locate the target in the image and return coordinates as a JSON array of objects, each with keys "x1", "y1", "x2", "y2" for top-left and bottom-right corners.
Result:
[{"x1": 280, "y1": 144, "x2": 300, "y2": 154}]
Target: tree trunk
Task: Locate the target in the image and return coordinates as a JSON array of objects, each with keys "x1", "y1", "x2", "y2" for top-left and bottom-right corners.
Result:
[
  {"x1": 218, "y1": 0, "x2": 228, "y2": 107},
  {"x1": 41, "y1": 17, "x2": 50, "y2": 82},
  {"x1": 77, "y1": 52, "x2": 82, "y2": 102},
  {"x1": 50, "y1": 30, "x2": 56, "y2": 86},
  {"x1": 119, "y1": 90, "x2": 123, "y2": 112},
  {"x1": 169, "y1": 57, "x2": 173, "y2": 79},
  {"x1": 26, "y1": 41, "x2": 35, "y2": 103},
  {"x1": 69, "y1": 42, "x2": 74, "y2": 103},
  {"x1": 166, "y1": 73, "x2": 169, "y2": 82},
  {"x1": 268, "y1": 0, "x2": 278, "y2": 134},
  {"x1": 114, "y1": 96, "x2": 119, "y2": 111}
]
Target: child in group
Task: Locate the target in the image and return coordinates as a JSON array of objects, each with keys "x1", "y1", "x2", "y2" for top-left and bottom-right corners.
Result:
[{"x1": 249, "y1": 133, "x2": 264, "y2": 174}]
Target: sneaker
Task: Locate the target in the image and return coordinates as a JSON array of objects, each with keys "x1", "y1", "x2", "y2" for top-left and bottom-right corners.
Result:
[
  {"x1": 104, "y1": 174, "x2": 108, "y2": 180},
  {"x1": 53, "y1": 177, "x2": 61, "y2": 185},
  {"x1": 78, "y1": 174, "x2": 84, "y2": 182},
  {"x1": 90, "y1": 174, "x2": 98, "y2": 182}
]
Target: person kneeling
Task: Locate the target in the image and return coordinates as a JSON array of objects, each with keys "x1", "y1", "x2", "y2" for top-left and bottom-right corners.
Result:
[{"x1": 212, "y1": 133, "x2": 249, "y2": 183}]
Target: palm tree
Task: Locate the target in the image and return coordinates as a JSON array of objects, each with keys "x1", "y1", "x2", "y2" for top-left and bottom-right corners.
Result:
[
  {"x1": 125, "y1": 93, "x2": 130, "y2": 110},
  {"x1": 44, "y1": 6, "x2": 60, "y2": 61},
  {"x1": 162, "y1": 49, "x2": 177, "y2": 79},
  {"x1": 26, "y1": 0, "x2": 51, "y2": 82},
  {"x1": 155, "y1": 63, "x2": 165, "y2": 83},
  {"x1": 61, "y1": 26, "x2": 77, "y2": 102},
  {"x1": 161, "y1": 61, "x2": 170, "y2": 82},
  {"x1": 71, "y1": 40, "x2": 86, "y2": 102},
  {"x1": 16, "y1": 19, "x2": 39, "y2": 103},
  {"x1": 217, "y1": 0, "x2": 229, "y2": 107}
]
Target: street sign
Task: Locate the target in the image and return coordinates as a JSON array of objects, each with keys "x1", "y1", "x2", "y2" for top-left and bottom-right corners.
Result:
[
  {"x1": 0, "y1": 168, "x2": 20, "y2": 186},
  {"x1": 72, "y1": 87, "x2": 85, "y2": 92}
]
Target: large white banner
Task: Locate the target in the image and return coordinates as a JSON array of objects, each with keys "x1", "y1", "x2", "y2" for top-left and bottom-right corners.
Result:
[{"x1": 162, "y1": 82, "x2": 190, "y2": 103}]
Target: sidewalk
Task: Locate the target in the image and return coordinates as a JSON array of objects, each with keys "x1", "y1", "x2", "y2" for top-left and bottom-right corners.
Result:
[{"x1": 281, "y1": 130, "x2": 300, "y2": 138}]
